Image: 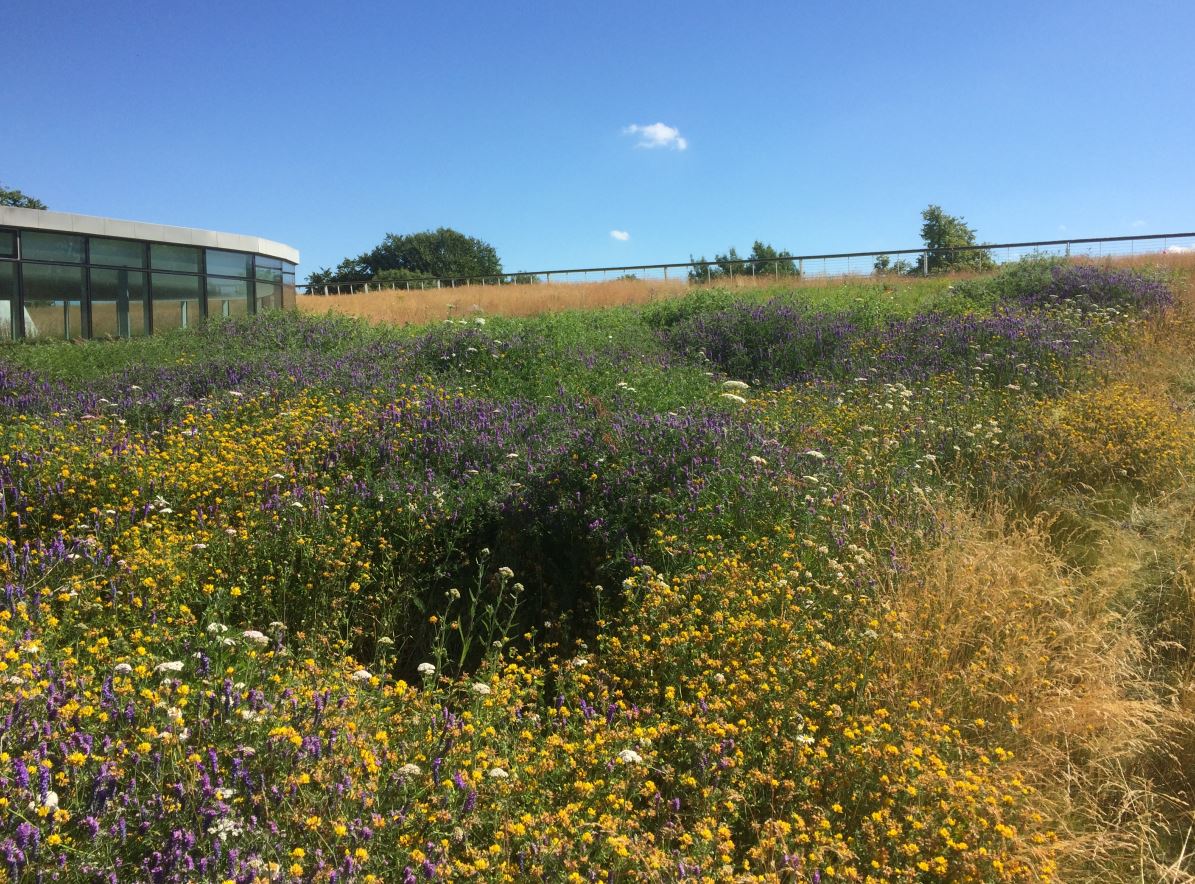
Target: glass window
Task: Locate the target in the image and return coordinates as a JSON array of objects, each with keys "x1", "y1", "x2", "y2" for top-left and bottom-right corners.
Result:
[
  {"x1": 90, "y1": 237, "x2": 145, "y2": 269},
  {"x1": 207, "y1": 276, "x2": 248, "y2": 318},
  {"x1": 90, "y1": 269, "x2": 147, "y2": 338},
  {"x1": 206, "y1": 249, "x2": 251, "y2": 278},
  {"x1": 151, "y1": 243, "x2": 200, "y2": 273},
  {"x1": 22, "y1": 263, "x2": 85, "y2": 339},
  {"x1": 281, "y1": 272, "x2": 297, "y2": 309},
  {"x1": 255, "y1": 264, "x2": 283, "y2": 283},
  {"x1": 255, "y1": 280, "x2": 282, "y2": 312},
  {"x1": 151, "y1": 273, "x2": 202, "y2": 331},
  {"x1": 0, "y1": 230, "x2": 15, "y2": 259},
  {"x1": 0, "y1": 261, "x2": 15, "y2": 339},
  {"x1": 22, "y1": 231, "x2": 85, "y2": 263}
]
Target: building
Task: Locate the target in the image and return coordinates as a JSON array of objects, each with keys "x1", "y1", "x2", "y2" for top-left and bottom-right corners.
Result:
[{"x1": 0, "y1": 206, "x2": 299, "y2": 340}]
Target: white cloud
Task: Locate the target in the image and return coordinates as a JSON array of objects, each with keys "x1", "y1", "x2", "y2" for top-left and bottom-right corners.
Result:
[
  {"x1": 610, "y1": 230, "x2": 630, "y2": 242},
  {"x1": 623, "y1": 122, "x2": 687, "y2": 151},
  {"x1": 1165, "y1": 245, "x2": 1191, "y2": 254}
]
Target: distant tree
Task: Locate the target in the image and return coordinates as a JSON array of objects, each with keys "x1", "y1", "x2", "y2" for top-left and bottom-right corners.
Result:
[
  {"x1": 873, "y1": 254, "x2": 914, "y2": 275},
  {"x1": 918, "y1": 205, "x2": 994, "y2": 273},
  {"x1": 307, "y1": 228, "x2": 502, "y2": 286},
  {"x1": 690, "y1": 241, "x2": 798, "y2": 282},
  {"x1": 744, "y1": 240, "x2": 798, "y2": 276},
  {"x1": 0, "y1": 182, "x2": 47, "y2": 209}
]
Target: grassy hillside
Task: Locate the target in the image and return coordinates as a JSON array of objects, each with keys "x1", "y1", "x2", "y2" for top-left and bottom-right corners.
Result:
[{"x1": 0, "y1": 258, "x2": 1192, "y2": 881}]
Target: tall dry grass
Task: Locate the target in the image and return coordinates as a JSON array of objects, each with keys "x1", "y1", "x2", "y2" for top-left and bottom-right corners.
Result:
[{"x1": 297, "y1": 251, "x2": 1195, "y2": 328}]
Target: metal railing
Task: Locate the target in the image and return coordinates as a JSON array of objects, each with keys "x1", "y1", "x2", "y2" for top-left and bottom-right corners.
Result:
[{"x1": 299, "y1": 231, "x2": 1195, "y2": 295}]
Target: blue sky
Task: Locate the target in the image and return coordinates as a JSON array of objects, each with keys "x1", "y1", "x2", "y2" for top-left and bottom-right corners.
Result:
[{"x1": 3, "y1": 0, "x2": 1193, "y2": 280}]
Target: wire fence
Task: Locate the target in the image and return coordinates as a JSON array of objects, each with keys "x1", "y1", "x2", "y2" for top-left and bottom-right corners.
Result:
[{"x1": 298, "y1": 231, "x2": 1195, "y2": 295}]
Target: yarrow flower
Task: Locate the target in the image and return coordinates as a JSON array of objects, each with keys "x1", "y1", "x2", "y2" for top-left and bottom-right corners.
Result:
[
  {"x1": 351, "y1": 669, "x2": 373, "y2": 682},
  {"x1": 155, "y1": 660, "x2": 184, "y2": 674},
  {"x1": 417, "y1": 662, "x2": 436, "y2": 676},
  {"x1": 617, "y1": 749, "x2": 644, "y2": 765},
  {"x1": 720, "y1": 393, "x2": 747, "y2": 404},
  {"x1": 487, "y1": 767, "x2": 509, "y2": 779},
  {"x1": 721, "y1": 380, "x2": 750, "y2": 390},
  {"x1": 804, "y1": 449, "x2": 826, "y2": 460},
  {"x1": 471, "y1": 682, "x2": 492, "y2": 695},
  {"x1": 242, "y1": 630, "x2": 270, "y2": 647}
]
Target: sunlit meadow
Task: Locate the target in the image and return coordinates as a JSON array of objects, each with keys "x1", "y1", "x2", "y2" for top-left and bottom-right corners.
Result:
[{"x1": 1, "y1": 258, "x2": 1193, "y2": 882}]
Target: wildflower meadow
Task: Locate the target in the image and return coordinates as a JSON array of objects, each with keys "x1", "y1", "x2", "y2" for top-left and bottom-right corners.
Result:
[{"x1": 1, "y1": 259, "x2": 1193, "y2": 882}]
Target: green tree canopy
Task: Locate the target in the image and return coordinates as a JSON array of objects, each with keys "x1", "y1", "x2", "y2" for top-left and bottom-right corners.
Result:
[
  {"x1": 0, "y1": 182, "x2": 47, "y2": 209},
  {"x1": 309, "y1": 228, "x2": 502, "y2": 286},
  {"x1": 918, "y1": 205, "x2": 994, "y2": 273},
  {"x1": 689, "y1": 241, "x2": 798, "y2": 281}
]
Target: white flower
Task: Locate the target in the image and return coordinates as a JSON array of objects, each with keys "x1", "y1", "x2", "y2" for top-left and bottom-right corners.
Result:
[
  {"x1": 229, "y1": 390, "x2": 244, "y2": 398},
  {"x1": 376, "y1": 636, "x2": 394, "y2": 646},
  {"x1": 471, "y1": 682, "x2": 492, "y2": 695},
  {"x1": 617, "y1": 749, "x2": 644, "y2": 765},
  {"x1": 239, "y1": 708, "x2": 264, "y2": 723},
  {"x1": 720, "y1": 393, "x2": 747, "y2": 404},
  {"x1": 804, "y1": 450, "x2": 826, "y2": 460},
  {"x1": 191, "y1": 543, "x2": 208, "y2": 551},
  {"x1": 114, "y1": 663, "x2": 133, "y2": 674},
  {"x1": 749, "y1": 455, "x2": 767, "y2": 466},
  {"x1": 417, "y1": 662, "x2": 436, "y2": 676},
  {"x1": 474, "y1": 317, "x2": 486, "y2": 325},
  {"x1": 487, "y1": 767, "x2": 509, "y2": 779},
  {"x1": 209, "y1": 816, "x2": 242, "y2": 841},
  {"x1": 721, "y1": 380, "x2": 750, "y2": 390},
  {"x1": 351, "y1": 669, "x2": 373, "y2": 682},
  {"x1": 270, "y1": 473, "x2": 286, "y2": 480},
  {"x1": 572, "y1": 657, "x2": 589, "y2": 668},
  {"x1": 242, "y1": 630, "x2": 270, "y2": 647},
  {"x1": 206, "y1": 622, "x2": 228, "y2": 634},
  {"x1": 398, "y1": 763, "x2": 422, "y2": 776},
  {"x1": 155, "y1": 661, "x2": 184, "y2": 674},
  {"x1": 28, "y1": 791, "x2": 59, "y2": 812},
  {"x1": 497, "y1": 566, "x2": 515, "y2": 579}
]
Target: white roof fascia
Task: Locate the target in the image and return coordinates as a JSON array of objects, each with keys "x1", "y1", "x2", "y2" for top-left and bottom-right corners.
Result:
[{"x1": 0, "y1": 206, "x2": 299, "y2": 265}]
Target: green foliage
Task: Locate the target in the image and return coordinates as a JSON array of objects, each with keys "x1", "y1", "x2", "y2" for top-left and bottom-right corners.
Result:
[
  {"x1": 919, "y1": 204, "x2": 995, "y2": 273},
  {"x1": 0, "y1": 181, "x2": 47, "y2": 209},
  {"x1": 689, "y1": 241, "x2": 798, "y2": 282},
  {"x1": 308, "y1": 227, "x2": 502, "y2": 286}
]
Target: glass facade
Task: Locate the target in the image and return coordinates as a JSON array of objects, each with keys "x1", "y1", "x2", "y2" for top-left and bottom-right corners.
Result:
[{"x1": 0, "y1": 224, "x2": 297, "y2": 339}]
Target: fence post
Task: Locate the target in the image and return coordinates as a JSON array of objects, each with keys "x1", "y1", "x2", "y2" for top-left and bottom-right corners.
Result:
[
  {"x1": 921, "y1": 252, "x2": 928, "y2": 276},
  {"x1": 1065, "y1": 242, "x2": 1071, "y2": 258},
  {"x1": 706, "y1": 265, "x2": 711, "y2": 284}
]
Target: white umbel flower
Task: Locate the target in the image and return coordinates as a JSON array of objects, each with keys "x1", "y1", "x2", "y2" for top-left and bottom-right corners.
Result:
[{"x1": 617, "y1": 749, "x2": 644, "y2": 765}]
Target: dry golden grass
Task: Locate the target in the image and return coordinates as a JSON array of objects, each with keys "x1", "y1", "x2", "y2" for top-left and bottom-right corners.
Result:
[
  {"x1": 298, "y1": 278, "x2": 690, "y2": 325},
  {"x1": 297, "y1": 250, "x2": 1195, "y2": 327}
]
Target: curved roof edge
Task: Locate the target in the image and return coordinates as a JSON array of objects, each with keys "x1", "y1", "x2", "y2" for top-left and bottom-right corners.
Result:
[{"x1": 0, "y1": 206, "x2": 299, "y2": 265}]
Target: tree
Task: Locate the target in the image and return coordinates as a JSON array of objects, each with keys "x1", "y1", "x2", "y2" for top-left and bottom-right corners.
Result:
[
  {"x1": 744, "y1": 241, "x2": 798, "y2": 277},
  {"x1": 873, "y1": 254, "x2": 914, "y2": 275},
  {"x1": 0, "y1": 182, "x2": 47, "y2": 209},
  {"x1": 689, "y1": 241, "x2": 798, "y2": 282},
  {"x1": 918, "y1": 205, "x2": 994, "y2": 273},
  {"x1": 307, "y1": 228, "x2": 502, "y2": 286}
]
